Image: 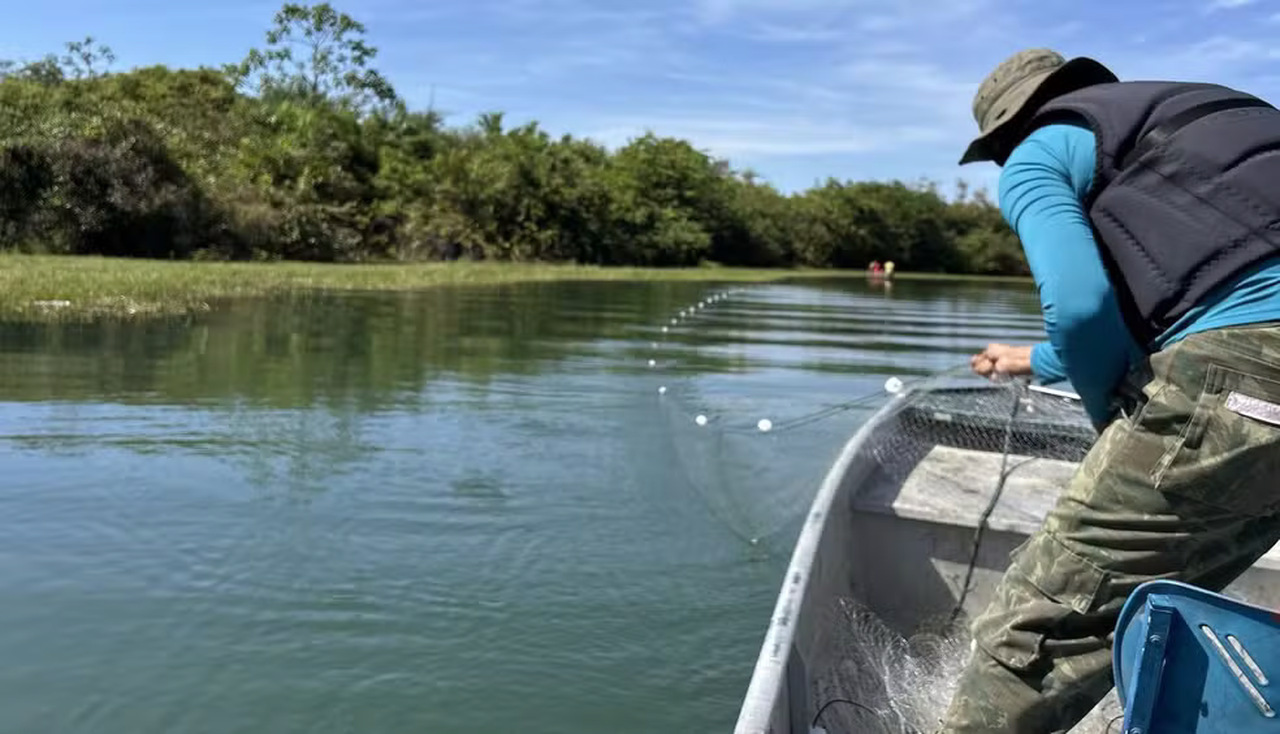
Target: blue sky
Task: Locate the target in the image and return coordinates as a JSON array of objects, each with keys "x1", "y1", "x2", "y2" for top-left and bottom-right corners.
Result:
[{"x1": 4, "y1": 0, "x2": 1280, "y2": 196}]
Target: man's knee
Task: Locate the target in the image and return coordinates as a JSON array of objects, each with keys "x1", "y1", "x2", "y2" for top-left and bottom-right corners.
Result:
[
  {"x1": 970, "y1": 531, "x2": 1114, "y2": 674},
  {"x1": 938, "y1": 651, "x2": 1023, "y2": 734}
]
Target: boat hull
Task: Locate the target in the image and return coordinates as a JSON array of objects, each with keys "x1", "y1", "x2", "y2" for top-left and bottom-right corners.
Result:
[{"x1": 735, "y1": 383, "x2": 1280, "y2": 734}]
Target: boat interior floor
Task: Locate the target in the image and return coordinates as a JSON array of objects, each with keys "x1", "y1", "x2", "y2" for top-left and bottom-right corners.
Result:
[{"x1": 817, "y1": 429, "x2": 1280, "y2": 732}]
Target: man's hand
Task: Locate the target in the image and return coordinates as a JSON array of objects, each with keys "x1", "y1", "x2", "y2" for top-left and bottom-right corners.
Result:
[{"x1": 971, "y1": 343, "x2": 1034, "y2": 379}]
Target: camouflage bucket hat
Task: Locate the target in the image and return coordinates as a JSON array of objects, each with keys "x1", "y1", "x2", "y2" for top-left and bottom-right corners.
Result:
[{"x1": 959, "y1": 48, "x2": 1118, "y2": 165}]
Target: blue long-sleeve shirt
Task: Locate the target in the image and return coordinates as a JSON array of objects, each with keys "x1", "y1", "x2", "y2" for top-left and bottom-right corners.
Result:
[{"x1": 999, "y1": 122, "x2": 1280, "y2": 427}]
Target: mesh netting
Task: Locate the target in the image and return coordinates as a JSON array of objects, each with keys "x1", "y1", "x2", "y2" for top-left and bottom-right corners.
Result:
[
  {"x1": 658, "y1": 367, "x2": 1097, "y2": 551},
  {"x1": 868, "y1": 379, "x2": 1097, "y2": 486},
  {"x1": 809, "y1": 596, "x2": 973, "y2": 734},
  {"x1": 799, "y1": 380, "x2": 1101, "y2": 734},
  {"x1": 809, "y1": 591, "x2": 1124, "y2": 734},
  {"x1": 650, "y1": 290, "x2": 1109, "y2": 732},
  {"x1": 658, "y1": 381, "x2": 874, "y2": 549}
]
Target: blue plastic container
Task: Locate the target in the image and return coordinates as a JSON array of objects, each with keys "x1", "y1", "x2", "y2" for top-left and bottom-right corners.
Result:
[{"x1": 1114, "y1": 580, "x2": 1280, "y2": 732}]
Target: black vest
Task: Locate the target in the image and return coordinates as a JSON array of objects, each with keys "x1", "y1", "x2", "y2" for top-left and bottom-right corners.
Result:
[{"x1": 1026, "y1": 81, "x2": 1280, "y2": 349}]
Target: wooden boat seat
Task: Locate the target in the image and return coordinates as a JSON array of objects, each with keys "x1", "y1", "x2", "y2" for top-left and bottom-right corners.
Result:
[
  {"x1": 852, "y1": 443, "x2": 1280, "y2": 573},
  {"x1": 853, "y1": 444, "x2": 1075, "y2": 535}
]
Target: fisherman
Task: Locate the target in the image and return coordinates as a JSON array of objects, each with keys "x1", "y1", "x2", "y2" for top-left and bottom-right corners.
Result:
[{"x1": 945, "y1": 48, "x2": 1280, "y2": 733}]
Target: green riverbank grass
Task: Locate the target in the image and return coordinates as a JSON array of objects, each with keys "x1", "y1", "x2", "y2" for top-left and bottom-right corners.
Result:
[{"x1": 0, "y1": 254, "x2": 1029, "y2": 320}]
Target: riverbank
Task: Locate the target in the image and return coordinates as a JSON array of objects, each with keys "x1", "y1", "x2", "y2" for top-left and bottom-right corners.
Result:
[
  {"x1": 0, "y1": 254, "x2": 1033, "y2": 321},
  {"x1": 0, "y1": 255, "x2": 806, "y2": 320}
]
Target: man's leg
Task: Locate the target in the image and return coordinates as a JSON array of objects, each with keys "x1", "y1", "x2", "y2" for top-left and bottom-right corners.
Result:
[{"x1": 939, "y1": 324, "x2": 1280, "y2": 734}]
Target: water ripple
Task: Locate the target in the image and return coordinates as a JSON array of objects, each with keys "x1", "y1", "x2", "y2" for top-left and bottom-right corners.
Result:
[{"x1": 0, "y1": 276, "x2": 1045, "y2": 734}]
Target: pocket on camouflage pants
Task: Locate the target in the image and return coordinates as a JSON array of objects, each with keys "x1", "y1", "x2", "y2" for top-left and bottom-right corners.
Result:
[
  {"x1": 972, "y1": 531, "x2": 1111, "y2": 673},
  {"x1": 1133, "y1": 328, "x2": 1280, "y2": 518}
]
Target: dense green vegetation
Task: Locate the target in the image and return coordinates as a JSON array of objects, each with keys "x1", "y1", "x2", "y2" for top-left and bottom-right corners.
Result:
[{"x1": 0, "y1": 3, "x2": 1026, "y2": 275}]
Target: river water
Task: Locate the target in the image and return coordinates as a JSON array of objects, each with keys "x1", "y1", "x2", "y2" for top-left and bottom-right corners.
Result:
[{"x1": 0, "y1": 277, "x2": 1046, "y2": 733}]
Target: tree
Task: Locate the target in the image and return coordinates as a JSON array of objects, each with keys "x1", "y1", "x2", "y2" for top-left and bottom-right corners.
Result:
[
  {"x1": 0, "y1": 37, "x2": 114, "y2": 85},
  {"x1": 227, "y1": 2, "x2": 398, "y2": 114},
  {"x1": 0, "y1": 56, "x2": 65, "y2": 85},
  {"x1": 0, "y1": 2, "x2": 1030, "y2": 274},
  {"x1": 61, "y1": 36, "x2": 116, "y2": 79}
]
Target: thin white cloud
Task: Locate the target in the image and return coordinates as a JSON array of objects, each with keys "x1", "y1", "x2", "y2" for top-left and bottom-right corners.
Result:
[
  {"x1": 1190, "y1": 35, "x2": 1280, "y2": 62},
  {"x1": 1206, "y1": 0, "x2": 1256, "y2": 10},
  {"x1": 842, "y1": 60, "x2": 971, "y2": 97},
  {"x1": 582, "y1": 113, "x2": 954, "y2": 157},
  {"x1": 739, "y1": 22, "x2": 845, "y2": 43},
  {"x1": 839, "y1": 56, "x2": 977, "y2": 128},
  {"x1": 1113, "y1": 35, "x2": 1280, "y2": 81},
  {"x1": 377, "y1": 0, "x2": 1280, "y2": 192},
  {"x1": 695, "y1": 0, "x2": 989, "y2": 27},
  {"x1": 857, "y1": 14, "x2": 909, "y2": 32},
  {"x1": 695, "y1": 0, "x2": 861, "y2": 23}
]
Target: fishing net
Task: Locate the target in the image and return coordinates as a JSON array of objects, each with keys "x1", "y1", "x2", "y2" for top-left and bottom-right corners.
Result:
[
  {"x1": 656, "y1": 357, "x2": 1096, "y2": 550},
  {"x1": 648, "y1": 286, "x2": 1113, "y2": 733},
  {"x1": 809, "y1": 596, "x2": 974, "y2": 734},
  {"x1": 867, "y1": 378, "x2": 1097, "y2": 485},
  {"x1": 645, "y1": 286, "x2": 894, "y2": 551},
  {"x1": 810, "y1": 591, "x2": 1124, "y2": 734},
  {"x1": 800, "y1": 383, "x2": 1109, "y2": 734},
  {"x1": 656, "y1": 379, "x2": 881, "y2": 551}
]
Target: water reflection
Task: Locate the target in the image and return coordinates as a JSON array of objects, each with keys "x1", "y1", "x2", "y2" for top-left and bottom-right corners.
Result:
[{"x1": 0, "y1": 276, "x2": 1049, "y2": 734}]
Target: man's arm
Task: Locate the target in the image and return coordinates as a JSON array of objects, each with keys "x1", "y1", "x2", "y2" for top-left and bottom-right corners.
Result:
[
  {"x1": 971, "y1": 342, "x2": 1064, "y2": 383},
  {"x1": 998, "y1": 123, "x2": 1139, "y2": 427},
  {"x1": 1031, "y1": 341, "x2": 1068, "y2": 384}
]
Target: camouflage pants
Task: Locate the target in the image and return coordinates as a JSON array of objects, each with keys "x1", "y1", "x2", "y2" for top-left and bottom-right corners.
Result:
[{"x1": 939, "y1": 323, "x2": 1280, "y2": 734}]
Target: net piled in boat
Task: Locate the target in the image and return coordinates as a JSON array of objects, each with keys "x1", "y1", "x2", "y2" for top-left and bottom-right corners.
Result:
[{"x1": 807, "y1": 379, "x2": 1110, "y2": 734}]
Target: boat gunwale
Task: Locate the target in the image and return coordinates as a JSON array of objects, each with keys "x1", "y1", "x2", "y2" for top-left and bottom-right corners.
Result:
[
  {"x1": 734, "y1": 379, "x2": 1280, "y2": 734},
  {"x1": 732, "y1": 387, "x2": 910, "y2": 734},
  {"x1": 733, "y1": 382, "x2": 1102, "y2": 733}
]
